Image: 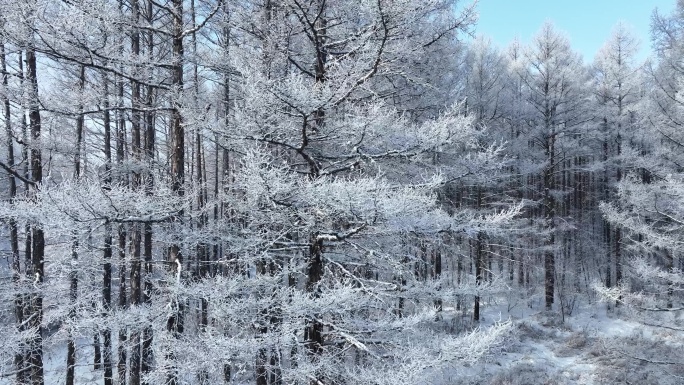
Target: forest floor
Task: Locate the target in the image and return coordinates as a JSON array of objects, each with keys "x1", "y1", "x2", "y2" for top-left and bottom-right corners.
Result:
[
  {"x1": 440, "y1": 295, "x2": 684, "y2": 385},
  {"x1": 3, "y1": 295, "x2": 683, "y2": 385}
]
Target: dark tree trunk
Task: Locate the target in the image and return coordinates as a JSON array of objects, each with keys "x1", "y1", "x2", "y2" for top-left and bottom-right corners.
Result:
[
  {"x1": 128, "y1": 2, "x2": 143, "y2": 383},
  {"x1": 26, "y1": 35, "x2": 45, "y2": 385},
  {"x1": 220, "y1": 13, "x2": 231, "y2": 381},
  {"x1": 614, "y1": 131, "x2": 622, "y2": 290},
  {"x1": 304, "y1": 6, "x2": 328, "y2": 382},
  {"x1": 544, "y1": 133, "x2": 556, "y2": 311},
  {"x1": 66, "y1": 238, "x2": 78, "y2": 385},
  {"x1": 474, "y1": 187, "x2": 484, "y2": 322},
  {"x1": 94, "y1": 334, "x2": 102, "y2": 370},
  {"x1": 270, "y1": 348, "x2": 282, "y2": 385},
  {"x1": 166, "y1": 1, "x2": 185, "y2": 384},
  {"x1": 142, "y1": 1, "x2": 155, "y2": 375},
  {"x1": 116, "y1": 57, "x2": 128, "y2": 384},
  {"x1": 256, "y1": 348, "x2": 268, "y2": 385},
  {"x1": 306, "y1": 234, "x2": 324, "y2": 385},
  {"x1": 129, "y1": 225, "x2": 142, "y2": 385},
  {"x1": 474, "y1": 232, "x2": 484, "y2": 322},
  {"x1": 666, "y1": 249, "x2": 674, "y2": 309},
  {"x1": 67, "y1": 64, "x2": 86, "y2": 385},
  {"x1": 1, "y1": 35, "x2": 28, "y2": 385},
  {"x1": 102, "y1": 71, "x2": 114, "y2": 385},
  {"x1": 117, "y1": 226, "x2": 128, "y2": 385},
  {"x1": 434, "y1": 248, "x2": 443, "y2": 314}
]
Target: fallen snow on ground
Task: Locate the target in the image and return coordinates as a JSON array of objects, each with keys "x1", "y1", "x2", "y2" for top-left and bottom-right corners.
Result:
[
  {"x1": 3, "y1": 297, "x2": 683, "y2": 384},
  {"x1": 0, "y1": 337, "x2": 104, "y2": 385},
  {"x1": 436, "y1": 296, "x2": 684, "y2": 385}
]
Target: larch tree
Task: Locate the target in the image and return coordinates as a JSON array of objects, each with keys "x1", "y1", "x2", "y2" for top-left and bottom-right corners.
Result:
[
  {"x1": 458, "y1": 35, "x2": 510, "y2": 321},
  {"x1": 521, "y1": 23, "x2": 591, "y2": 310},
  {"x1": 600, "y1": 1, "x2": 684, "y2": 317},
  {"x1": 592, "y1": 23, "x2": 642, "y2": 293}
]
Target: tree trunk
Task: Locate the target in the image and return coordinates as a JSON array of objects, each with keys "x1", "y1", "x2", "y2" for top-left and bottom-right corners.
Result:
[
  {"x1": 220, "y1": 7, "x2": 232, "y2": 383},
  {"x1": 544, "y1": 133, "x2": 556, "y2": 311},
  {"x1": 129, "y1": 224, "x2": 142, "y2": 385},
  {"x1": 128, "y1": 2, "x2": 143, "y2": 383},
  {"x1": 434, "y1": 248, "x2": 443, "y2": 316},
  {"x1": 27, "y1": 33, "x2": 45, "y2": 385},
  {"x1": 66, "y1": 238, "x2": 78, "y2": 385},
  {"x1": 614, "y1": 130, "x2": 623, "y2": 290},
  {"x1": 474, "y1": 231, "x2": 484, "y2": 322},
  {"x1": 67, "y1": 64, "x2": 86, "y2": 385},
  {"x1": 305, "y1": 234, "x2": 324, "y2": 385},
  {"x1": 256, "y1": 345, "x2": 268, "y2": 385},
  {"x1": 166, "y1": 1, "x2": 185, "y2": 383},
  {"x1": 142, "y1": 1, "x2": 155, "y2": 375},
  {"x1": 102, "y1": 71, "x2": 114, "y2": 385},
  {"x1": 116, "y1": 60, "x2": 128, "y2": 384},
  {"x1": 117, "y1": 226, "x2": 128, "y2": 385},
  {"x1": 3, "y1": 38, "x2": 29, "y2": 385}
]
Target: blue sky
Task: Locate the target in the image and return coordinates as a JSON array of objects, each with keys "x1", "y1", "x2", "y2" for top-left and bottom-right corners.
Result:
[{"x1": 474, "y1": 0, "x2": 676, "y2": 63}]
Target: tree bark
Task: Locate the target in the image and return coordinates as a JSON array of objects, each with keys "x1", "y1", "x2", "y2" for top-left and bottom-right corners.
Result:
[
  {"x1": 544, "y1": 131, "x2": 556, "y2": 311},
  {"x1": 128, "y1": 2, "x2": 143, "y2": 383},
  {"x1": 474, "y1": 231, "x2": 484, "y2": 322},
  {"x1": 102, "y1": 71, "x2": 114, "y2": 385},
  {"x1": 2, "y1": 37, "x2": 28, "y2": 385},
  {"x1": 26, "y1": 30, "x2": 45, "y2": 385},
  {"x1": 117, "y1": 225, "x2": 128, "y2": 385},
  {"x1": 141, "y1": 1, "x2": 155, "y2": 376},
  {"x1": 166, "y1": 1, "x2": 185, "y2": 384},
  {"x1": 67, "y1": 64, "x2": 86, "y2": 385}
]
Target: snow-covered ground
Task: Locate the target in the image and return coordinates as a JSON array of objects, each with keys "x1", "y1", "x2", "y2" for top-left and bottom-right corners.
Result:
[
  {"x1": 3, "y1": 296, "x2": 683, "y2": 384},
  {"x1": 0, "y1": 337, "x2": 105, "y2": 385},
  {"x1": 434, "y1": 296, "x2": 684, "y2": 385}
]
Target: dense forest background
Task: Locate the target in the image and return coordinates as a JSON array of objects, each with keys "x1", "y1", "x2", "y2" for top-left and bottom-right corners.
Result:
[{"x1": 0, "y1": 0, "x2": 683, "y2": 384}]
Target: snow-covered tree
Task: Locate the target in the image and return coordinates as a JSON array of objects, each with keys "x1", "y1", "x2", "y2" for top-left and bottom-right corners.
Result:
[
  {"x1": 0, "y1": 1, "x2": 519, "y2": 385},
  {"x1": 592, "y1": 23, "x2": 643, "y2": 291},
  {"x1": 600, "y1": 1, "x2": 684, "y2": 322},
  {"x1": 520, "y1": 23, "x2": 591, "y2": 310}
]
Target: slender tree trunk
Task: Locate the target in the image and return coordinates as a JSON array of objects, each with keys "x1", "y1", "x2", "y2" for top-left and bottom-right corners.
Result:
[
  {"x1": 117, "y1": 225, "x2": 128, "y2": 385},
  {"x1": 141, "y1": 2, "x2": 155, "y2": 376},
  {"x1": 304, "y1": 4, "x2": 328, "y2": 383},
  {"x1": 602, "y1": 119, "x2": 612, "y2": 290},
  {"x1": 26, "y1": 30, "x2": 45, "y2": 385},
  {"x1": 614, "y1": 130, "x2": 623, "y2": 290},
  {"x1": 191, "y1": 0, "x2": 210, "y2": 337},
  {"x1": 434, "y1": 248, "x2": 443, "y2": 316},
  {"x1": 255, "y1": 254, "x2": 269, "y2": 385},
  {"x1": 128, "y1": 2, "x2": 143, "y2": 383},
  {"x1": 305, "y1": 235, "x2": 324, "y2": 381},
  {"x1": 115, "y1": 13, "x2": 129, "y2": 378},
  {"x1": 74, "y1": 65, "x2": 85, "y2": 177},
  {"x1": 256, "y1": 347, "x2": 268, "y2": 385},
  {"x1": 474, "y1": 231, "x2": 484, "y2": 322},
  {"x1": 116, "y1": 64, "x2": 128, "y2": 385},
  {"x1": 17, "y1": 48, "x2": 31, "y2": 385},
  {"x1": 2, "y1": 37, "x2": 27, "y2": 385},
  {"x1": 67, "y1": 64, "x2": 86, "y2": 385},
  {"x1": 270, "y1": 348, "x2": 282, "y2": 385},
  {"x1": 220, "y1": 7, "x2": 232, "y2": 382},
  {"x1": 102, "y1": 71, "x2": 114, "y2": 385},
  {"x1": 129, "y1": 225, "x2": 142, "y2": 385},
  {"x1": 517, "y1": 249, "x2": 524, "y2": 287},
  {"x1": 544, "y1": 132, "x2": 556, "y2": 310},
  {"x1": 66, "y1": 238, "x2": 78, "y2": 385},
  {"x1": 474, "y1": 187, "x2": 484, "y2": 322},
  {"x1": 166, "y1": 2, "x2": 185, "y2": 384},
  {"x1": 666, "y1": 248, "x2": 674, "y2": 309}
]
